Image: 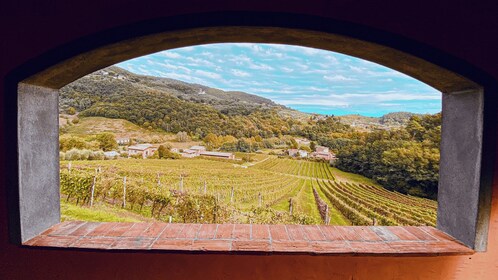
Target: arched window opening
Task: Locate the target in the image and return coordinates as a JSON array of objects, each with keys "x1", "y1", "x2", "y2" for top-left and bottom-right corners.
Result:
[{"x1": 12, "y1": 26, "x2": 490, "y2": 254}]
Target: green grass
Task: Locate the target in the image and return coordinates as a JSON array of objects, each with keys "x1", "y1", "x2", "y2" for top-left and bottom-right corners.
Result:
[
  {"x1": 330, "y1": 167, "x2": 383, "y2": 187},
  {"x1": 61, "y1": 200, "x2": 144, "y2": 222},
  {"x1": 312, "y1": 181, "x2": 350, "y2": 225},
  {"x1": 294, "y1": 180, "x2": 322, "y2": 221},
  {"x1": 65, "y1": 116, "x2": 149, "y2": 135},
  {"x1": 234, "y1": 152, "x2": 269, "y2": 162},
  {"x1": 271, "y1": 179, "x2": 304, "y2": 212}
]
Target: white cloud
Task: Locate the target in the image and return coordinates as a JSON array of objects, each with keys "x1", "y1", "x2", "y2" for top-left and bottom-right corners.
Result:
[
  {"x1": 155, "y1": 61, "x2": 192, "y2": 73},
  {"x1": 324, "y1": 75, "x2": 355, "y2": 82},
  {"x1": 349, "y1": 65, "x2": 366, "y2": 73},
  {"x1": 195, "y1": 70, "x2": 221, "y2": 80},
  {"x1": 248, "y1": 62, "x2": 274, "y2": 71},
  {"x1": 161, "y1": 51, "x2": 182, "y2": 59},
  {"x1": 304, "y1": 69, "x2": 329, "y2": 75},
  {"x1": 324, "y1": 55, "x2": 338, "y2": 63},
  {"x1": 275, "y1": 92, "x2": 440, "y2": 107},
  {"x1": 153, "y1": 71, "x2": 211, "y2": 86},
  {"x1": 201, "y1": 51, "x2": 214, "y2": 59},
  {"x1": 117, "y1": 43, "x2": 442, "y2": 115},
  {"x1": 301, "y1": 47, "x2": 320, "y2": 55},
  {"x1": 186, "y1": 57, "x2": 216, "y2": 67},
  {"x1": 229, "y1": 55, "x2": 252, "y2": 65},
  {"x1": 281, "y1": 67, "x2": 294, "y2": 73},
  {"x1": 231, "y1": 69, "x2": 251, "y2": 77}
]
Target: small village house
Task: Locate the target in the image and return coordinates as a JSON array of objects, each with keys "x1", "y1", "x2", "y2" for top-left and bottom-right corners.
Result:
[
  {"x1": 127, "y1": 144, "x2": 156, "y2": 158},
  {"x1": 287, "y1": 149, "x2": 308, "y2": 158},
  {"x1": 189, "y1": 145, "x2": 207, "y2": 154},
  {"x1": 311, "y1": 145, "x2": 336, "y2": 161},
  {"x1": 180, "y1": 149, "x2": 198, "y2": 158},
  {"x1": 104, "y1": 151, "x2": 120, "y2": 158}
]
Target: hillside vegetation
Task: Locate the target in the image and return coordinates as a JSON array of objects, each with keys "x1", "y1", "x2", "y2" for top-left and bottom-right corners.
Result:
[{"x1": 59, "y1": 66, "x2": 441, "y2": 198}]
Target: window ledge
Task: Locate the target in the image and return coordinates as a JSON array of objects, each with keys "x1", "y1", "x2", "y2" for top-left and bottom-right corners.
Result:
[{"x1": 23, "y1": 222, "x2": 474, "y2": 256}]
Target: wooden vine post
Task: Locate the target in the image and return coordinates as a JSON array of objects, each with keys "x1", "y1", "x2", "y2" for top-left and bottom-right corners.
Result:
[
  {"x1": 289, "y1": 198, "x2": 293, "y2": 215},
  {"x1": 230, "y1": 187, "x2": 234, "y2": 203},
  {"x1": 122, "y1": 176, "x2": 127, "y2": 208},
  {"x1": 325, "y1": 204, "x2": 329, "y2": 225},
  {"x1": 90, "y1": 169, "x2": 97, "y2": 207}
]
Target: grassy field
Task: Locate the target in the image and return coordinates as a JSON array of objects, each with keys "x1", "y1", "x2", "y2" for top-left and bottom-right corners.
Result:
[
  {"x1": 61, "y1": 200, "x2": 148, "y2": 222},
  {"x1": 62, "y1": 116, "x2": 203, "y2": 148},
  {"x1": 60, "y1": 157, "x2": 437, "y2": 226}
]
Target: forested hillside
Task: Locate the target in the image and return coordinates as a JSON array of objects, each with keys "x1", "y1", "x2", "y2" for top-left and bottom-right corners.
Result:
[
  {"x1": 333, "y1": 114, "x2": 441, "y2": 199},
  {"x1": 60, "y1": 67, "x2": 303, "y2": 138}
]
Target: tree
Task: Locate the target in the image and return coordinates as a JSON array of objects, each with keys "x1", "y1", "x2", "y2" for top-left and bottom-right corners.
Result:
[
  {"x1": 310, "y1": 141, "x2": 316, "y2": 152},
  {"x1": 288, "y1": 138, "x2": 298, "y2": 149},
  {"x1": 95, "y1": 133, "x2": 118, "y2": 151},
  {"x1": 176, "y1": 131, "x2": 190, "y2": 142},
  {"x1": 203, "y1": 133, "x2": 220, "y2": 149},
  {"x1": 236, "y1": 139, "x2": 251, "y2": 152},
  {"x1": 59, "y1": 135, "x2": 88, "y2": 152},
  {"x1": 300, "y1": 145, "x2": 311, "y2": 152},
  {"x1": 157, "y1": 144, "x2": 179, "y2": 159}
]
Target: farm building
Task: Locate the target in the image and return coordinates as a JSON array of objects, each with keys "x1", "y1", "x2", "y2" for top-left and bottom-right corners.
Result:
[
  {"x1": 103, "y1": 151, "x2": 120, "y2": 158},
  {"x1": 127, "y1": 144, "x2": 156, "y2": 158},
  {"x1": 189, "y1": 145, "x2": 207, "y2": 153},
  {"x1": 178, "y1": 146, "x2": 235, "y2": 159},
  {"x1": 180, "y1": 149, "x2": 198, "y2": 158},
  {"x1": 310, "y1": 146, "x2": 336, "y2": 161},
  {"x1": 288, "y1": 149, "x2": 308, "y2": 158},
  {"x1": 315, "y1": 145, "x2": 329, "y2": 153},
  {"x1": 199, "y1": 151, "x2": 235, "y2": 160}
]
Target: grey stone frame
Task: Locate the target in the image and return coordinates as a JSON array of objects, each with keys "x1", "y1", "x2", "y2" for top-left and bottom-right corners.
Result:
[{"x1": 9, "y1": 18, "x2": 495, "y2": 251}]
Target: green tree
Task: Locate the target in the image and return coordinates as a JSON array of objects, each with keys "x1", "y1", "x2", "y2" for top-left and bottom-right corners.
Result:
[
  {"x1": 176, "y1": 131, "x2": 190, "y2": 142},
  {"x1": 95, "y1": 133, "x2": 118, "y2": 151},
  {"x1": 157, "y1": 144, "x2": 179, "y2": 159},
  {"x1": 310, "y1": 141, "x2": 316, "y2": 152},
  {"x1": 203, "y1": 133, "x2": 220, "y2": 149},
  {"x1": 59, "y1": 135, "x2": 88, "y2": 152},
  {"x1": 288, "y1": 138, "x2": 298, "y2": 149},
  {"x1": 236, "y1": 139, "x2": 251, "y2": 152}
]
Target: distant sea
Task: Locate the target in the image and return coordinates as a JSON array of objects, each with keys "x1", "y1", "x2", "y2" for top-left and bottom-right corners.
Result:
[{"x1": 287, "y1": 101, "x2": 441, "y2": 117}]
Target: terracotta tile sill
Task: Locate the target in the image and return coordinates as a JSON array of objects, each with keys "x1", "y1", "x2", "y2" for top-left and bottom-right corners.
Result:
[{"x1": 23, "y1": 222, "x2": 474, "y2": 256}]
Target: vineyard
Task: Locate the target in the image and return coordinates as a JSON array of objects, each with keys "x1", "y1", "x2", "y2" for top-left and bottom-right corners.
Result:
[{"x1": 60, "y1": 157, "x2": 437, "y2": 225}]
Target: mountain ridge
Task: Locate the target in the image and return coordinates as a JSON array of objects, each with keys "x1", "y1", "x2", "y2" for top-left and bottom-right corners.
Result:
[{"x1": 60, "y1": 66, "x2": 425, "y2": 133}]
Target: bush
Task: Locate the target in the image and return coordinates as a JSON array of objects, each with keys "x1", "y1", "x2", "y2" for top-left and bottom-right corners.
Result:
[
  {"x1": 60, "y1": 135, "x2": 89, "y2": 152},
  {"x1": 63, "y1": 148, "x2": 105, "y2": 161},
  {"x1": 67, "y1": 107, "x2": 76, "y2": 115}
]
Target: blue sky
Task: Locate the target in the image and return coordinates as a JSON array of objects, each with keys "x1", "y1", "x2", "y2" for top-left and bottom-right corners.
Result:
[{"x1": 117, "y1": 43, "x2": 441, "y2": 117}]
